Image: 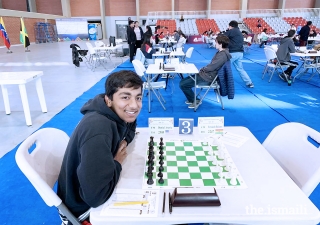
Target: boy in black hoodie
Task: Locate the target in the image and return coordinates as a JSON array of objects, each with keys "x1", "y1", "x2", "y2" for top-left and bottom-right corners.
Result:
[{"x1": 58, "y1": 70, "x2": 143, "y2": 224}]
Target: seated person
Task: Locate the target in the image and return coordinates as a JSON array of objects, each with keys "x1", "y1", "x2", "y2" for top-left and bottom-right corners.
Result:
[
  {"x1": 173, "y1": 30, "x2": 180, "y2": 42},
  {"x1": 276, "y1": 30, "x2": 298, "y2": 81},
  {"x1": 179, "y1": 35, "x2": 231, "y2": 109},
  {"x1": 242, "y1": 30, "x2": 252, "y2": 46},
  {"x1": 57, "y1": 70, "x2": 143, "y2": 224},
  {"x1": 174, "y1": 33, "x2": 186, "y2": 49},
  {"x1": 141, "y1": 34, "x2": 156, "y2": 65},
  {"x1": 259, "y1": 28, "x2": 268, "y2": 48}
]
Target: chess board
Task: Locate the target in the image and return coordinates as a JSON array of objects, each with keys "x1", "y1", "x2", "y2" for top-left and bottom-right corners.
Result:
[{"x1": 142, "y1": 138, "x2": 247, "y2": 189}]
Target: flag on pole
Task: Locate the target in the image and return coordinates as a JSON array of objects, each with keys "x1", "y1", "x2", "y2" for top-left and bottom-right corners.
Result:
[
  {"x1": 0, "y1": 17, "x2": 11, "y2": 49},
  {"x1": 20, "y1": 17, "x2": 30, "y2": 48}
]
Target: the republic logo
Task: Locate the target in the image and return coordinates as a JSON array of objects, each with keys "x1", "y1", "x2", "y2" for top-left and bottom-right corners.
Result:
[{"x1": 193, "y1": 37, "x2": 203, "y2": 42}]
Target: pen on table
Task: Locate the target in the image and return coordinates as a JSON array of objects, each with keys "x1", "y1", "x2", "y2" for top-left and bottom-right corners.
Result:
[
  {"x1": 169, "y1": 192, "x2": 172, "y2": 214},
  {"x1": 113, "y1": 201, "x2": 149, "y2": 206},
  {"x1": 162, "y1": 192, "x2": 166, "y2": 214}
]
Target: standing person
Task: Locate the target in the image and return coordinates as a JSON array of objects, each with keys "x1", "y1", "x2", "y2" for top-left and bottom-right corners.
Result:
[
  {"x1": 128, "y1": 17, "x2": 132, "y2": 25},
  {"x1": 134, "y1": 21, "x2": 144, "y2": 55},
  {"x1": 299, "y1": 21, "x2": 312, "y2": 47},
  {"x1": 127, "y1": 21, "x2": 136, "y2": 63},
  {"x1": 57, "y1": 70, "x2": 143, "y2": 224},
  {"x1": 259, "y1": 28, "x2": 268, "y2": 48},
  {"x1": 179, "y1": 35, "x2": 232, "y2": 108},
  {"x1": 224, "y1": 20, "x2": 254, "y2": 88},
  {"x1": 144, "y1": 25, "x2": 152, "y2": 36},
  {"x1": 276, "y1": 30, "x2": 298, "y2": 81}
]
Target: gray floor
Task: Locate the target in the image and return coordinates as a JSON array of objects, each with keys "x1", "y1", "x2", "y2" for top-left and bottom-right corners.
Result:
[{"x1": 0, "y1": 41, "x2": 128, "y2": 158}]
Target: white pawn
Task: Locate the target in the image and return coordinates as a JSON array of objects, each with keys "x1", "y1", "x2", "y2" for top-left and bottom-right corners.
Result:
[
  {"x1": 217, "y1": 166, "x2": 223, "y2": 178},
  {"x1": 230, "y1": 171, "x2": 238, "y2": 186}
]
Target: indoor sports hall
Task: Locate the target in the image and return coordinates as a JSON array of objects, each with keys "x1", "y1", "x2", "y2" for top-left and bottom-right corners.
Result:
[{"x1": 0, "y1": 1, "x2": 320, "y2": 224}]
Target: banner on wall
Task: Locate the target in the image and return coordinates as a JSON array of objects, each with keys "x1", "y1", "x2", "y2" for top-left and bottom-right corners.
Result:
[
  {"x1": 56, "y1": 18, "x2": 88, "y2": 41},
  {"x1": 88, "y1": 23, "x2": 97, "y2": 40},
  {"x1": 187, "y1": 35, "x2": 204, "y2": 44}
]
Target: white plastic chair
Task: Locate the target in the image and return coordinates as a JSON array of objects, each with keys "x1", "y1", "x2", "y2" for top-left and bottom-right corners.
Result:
[
  {"x1": 263, "y1": 122, "x2": 320, "y2": 196},
  {"x1": 86, "y1": 42, "x2": 107, "y2": 71},
  {"x1": 15, "y1": 128, "x2": 83, "y2": 225},
  {"x1": 262, "y1": 47, "x2": 289, "y2": 82},
  {"x1": 182, "y1": 47, "x2": 194, "y2": 63},
  {"x1": 94, "y1": 40, "x2": 105, "y2": 47},
  {"x1": 132, "y1": 60, "x2": 166, "y2": 112}
]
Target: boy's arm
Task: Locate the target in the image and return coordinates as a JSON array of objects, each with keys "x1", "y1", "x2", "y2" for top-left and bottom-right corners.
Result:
[{"x1": 201, "y1": 52, "x2": 226, "y2": 74}]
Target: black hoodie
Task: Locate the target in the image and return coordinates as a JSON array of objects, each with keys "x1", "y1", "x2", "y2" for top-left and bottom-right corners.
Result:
[{"x1": 58, "y1": 94, "x2": 137, "y2": 218}]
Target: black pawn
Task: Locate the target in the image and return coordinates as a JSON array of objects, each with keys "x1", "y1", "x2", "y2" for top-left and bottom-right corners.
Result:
[
  {"x1": 149, "y1": 136, "x2": 154, "y2": 146},
  {"x1": 147, "y1": 175, "x2": 154, "y2": 185},
  {"x1": 159, "y1": 165, "x2": 164, "y2": 172},
  {"x1": 159, "y1": 155, "x2": 164, "y2": 160},
  {"x1": 158, "y1": 173, "x2": 164, "y2": 184},
  {"x1": 157, "y1": 171, "x2": 163, "y2": 177},
  {"x1": 159, "y1": 137, "x2": 164, "y2": 146},
  {"x1": 159, "y1": 146, "x2": 164, "y2": 155}
]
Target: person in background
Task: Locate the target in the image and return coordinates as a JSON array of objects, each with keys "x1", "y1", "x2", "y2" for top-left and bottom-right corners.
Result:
[
  {"x1": 128, "y1": 17, "x2": 133, "y2": 26},
  {"x1": 127, "y1": 21, "x2": 136, "y2": 63},
  {"x1": 179, "y1": 35, "x2": 231, "y2": 109},
  {"x1": 134, "y1": 21, "x2": 144, "y2": 55},
  {"x1": 173, "y1": 30, "x2": 180, "y2": 42},
  {"x1": 257, "y1": 19, "x2": 262, "y2": 28},
  {"x1": 57, "y1": 70, "x2": 143, "y2": 224},
  {"x1": 175, "y1": 33, "x2": 186, "y2": 48},
  {"x1": 276, "y1": 30, "x2": 298, "y2": 81},
  {"x1": 144, "y1": 25, "x2": 152, "y2": 36},
  {"x1": 290, "y1": 24, "x2": 297, "y2": 31},
  {"x1": 259, "y1": 28, "x2": 268, "y2": 48},
  {"x1": 141, "y1": 34, "x2": 156, "y2": 65},
  {"x1": 299, "y1": 21, "x2": 312, "y2": 46},
  {"x1": 242, "y1": 30, "x2": 252, "y2": 46},
  {"x1": 224, "y1": 20, "x2": 254, "y2": 88}
]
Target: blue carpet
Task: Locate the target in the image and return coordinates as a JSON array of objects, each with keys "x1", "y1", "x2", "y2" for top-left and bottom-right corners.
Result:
[{"x1": 1, "y1": 44, "x2": 320, "y2": 224}]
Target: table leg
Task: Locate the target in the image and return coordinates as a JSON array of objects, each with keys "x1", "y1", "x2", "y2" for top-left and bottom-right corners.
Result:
[
  {"x1": 194, "y1": 74, "x2": 197, "y2": 112},
  {"x1": 18, "y1": 84, "x2": 32, "y2": 126},
  {"x1": 35, "y1": 78, "x2": 47, "y2": 113},
  {"x1": 1, "y1": 84, "x2": 11, "y2": 114}
]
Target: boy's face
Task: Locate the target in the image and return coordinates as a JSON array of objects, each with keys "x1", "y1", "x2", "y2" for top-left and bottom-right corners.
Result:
[{"x1": 105, "y1": 87, "x2": 142, "y2": 123}]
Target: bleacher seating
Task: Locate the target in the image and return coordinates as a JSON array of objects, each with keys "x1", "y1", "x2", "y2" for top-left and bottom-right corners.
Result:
[
  {"x1": 264, "y1": 17, "x2": 290, "y2": 33},
  {"x1": 283, "y1": 17, "x2": 317, "y2": 31},
  {"x1": 196, "y1": 19, "x2": 220, "y2": 35},
  {"x1": 176, "y1": 19, "x2": 199, "y2": 35},
  {"x1": 243, "y1": 18, "x2": 275, "y2": 34},
  {"x1": 156, "y1": 20, "x2": 176, "y2": 34}
]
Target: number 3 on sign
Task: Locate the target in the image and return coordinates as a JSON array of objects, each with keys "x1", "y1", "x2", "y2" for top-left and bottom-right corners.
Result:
[{"x1": 179, "y1": 118, "x2": 194, "y2": 134}]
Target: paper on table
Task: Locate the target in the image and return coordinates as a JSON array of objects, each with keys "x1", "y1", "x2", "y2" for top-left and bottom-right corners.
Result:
[
  {"x1": 219, "y1": 131, "x2": 249, "y2": 148},
  {"x1": 100, "y1": 189, "x2": 159, "y2": 217}
]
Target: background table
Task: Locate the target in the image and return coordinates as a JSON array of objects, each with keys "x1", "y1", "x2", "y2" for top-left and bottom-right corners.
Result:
[
  {"x1": 0, "y1": 71, "x2": 47, "y2": 126},
  {"x1": 90, "y1": 127, "x2": 320, "y2": 225}
]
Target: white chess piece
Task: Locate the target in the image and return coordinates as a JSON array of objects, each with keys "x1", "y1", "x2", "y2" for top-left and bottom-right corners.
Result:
[{"x1": 230, "y1": 171, "x2": 238, "y2": 185}]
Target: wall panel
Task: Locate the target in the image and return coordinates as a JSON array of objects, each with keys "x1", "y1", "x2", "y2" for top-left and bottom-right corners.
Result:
[
  {"x1": 105, "y1": 0, "x2": 136, "y2": 16},
  {"x1": 211, "y1": 0, "x2": 240, "y2": 10},
  {"x1": 175, "y1": 0, "x2": 206, "y2": 11},
  {"x1": 36, "y1": 0, "x2": 63, "y2": 15},
  {"x1": 70, "y1": 0, "x2": 100, "y2": 17},
  {"x1": 2, "y1": 0, "x2": 27, "y2": 11},
  {"x1": 285, "y1": 0, "x2": 315, "y2": 8},
  {"x1": 140, "y1": 0, "x2": 172, "y2": 16}
]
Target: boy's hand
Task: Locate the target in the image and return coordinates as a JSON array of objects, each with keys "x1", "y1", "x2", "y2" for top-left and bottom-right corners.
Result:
[{"x1": 114, "y1": 140, "x2": 128, "y2": 164}]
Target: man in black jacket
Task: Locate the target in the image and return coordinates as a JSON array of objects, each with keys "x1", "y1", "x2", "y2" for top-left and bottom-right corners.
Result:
[
  {"x1": 58, "y1": 70, "x2": 143, "y2": 224},
  {"x1": 127, "y1": 21, "x2": 136, "y2": 62},
  {"x1": 299, "y1": 21, "x2": 312, "y2": 46},
  {"x1": 224, "y1": 20, "x2": 254, "y2": 88}
]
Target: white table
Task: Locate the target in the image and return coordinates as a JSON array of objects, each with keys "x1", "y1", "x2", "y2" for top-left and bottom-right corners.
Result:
[
  {"x1": 93, "y1": 44, "x2": 124, "y2": 67},
  {"x1": 0, "y1": 71, "x2": 47, "y2": 126},
  {"x1": 90, "y1": 127, "x2": 320, "y2": 225},
  {"x1": 145, "y1": 63, "x2": 199, "y2": 112},
  {"x1": 291, "y1": 51, "x2": 320, "y2": 81}
]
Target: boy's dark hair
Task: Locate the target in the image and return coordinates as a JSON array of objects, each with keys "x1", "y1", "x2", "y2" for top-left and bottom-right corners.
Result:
[
  {"x1": 216, "y1": 35, "x2": 230, "y2": 48},
  {"x1": 307, "y1": 21, "x2": 312, "y2": 26},
  {"x1": 287, "y1": 29, "x2": 296, "y2": 37},
  {"x1": 242, "y1": 30, "x2": 248, "y2": 35},
  {"x1": 229, "y1": 20, "x2": 238, "y2": 28},
  {"x1": 105, "y1": 70, "x2": 143, "y2": 100},
  {"x1": 263, "y1": 28, "x2": 267, "y2": 32},
  {"x1": 142, "y1": 34, "x2": 152, "y2": 46},
  {"x1": 129, "y1": 21, "x2": 134, "y2": 25}
]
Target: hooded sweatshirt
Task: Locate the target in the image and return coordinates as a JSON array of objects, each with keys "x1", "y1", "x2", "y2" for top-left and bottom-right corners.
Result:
[
  {"x1": 199, "y1": 49, "x2": 232, "y2": 82},
  {"x1": 276, "y1": 37, "x2": 296, "y2": 63},
  {"x1": 58, "y1": 94, "x2": 137, "y2": 218},
  {"x1": 224, "y1": 27, "x2": 244, "y2": 53}
]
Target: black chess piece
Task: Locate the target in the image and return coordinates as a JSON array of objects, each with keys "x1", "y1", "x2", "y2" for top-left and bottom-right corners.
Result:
[
  {"x1": 160, "y1": 137, "x2": 164, "y2": 146},
  {"x1": 157, "y1": 171, "x2": 163, "y2": 177},
  {"x1": 159, "y1": 165, "x2": 164, "y2": 172},
  {"x1": 159, "y1": 155, "x2": 164, "y2": 160},
  {"x1": 159, "y1": 146, "x2": 164, "y2": 155},
  {"x1": 158, "y1": 173, "x2": 164, "y2": 184},
  {"x1": 149, "y1": 136, "x2": 154, "y2": 146},
  {"x1": 147, "y1": 173, "x2": 154, "y2": 185},
  {"x1": 146, "y1": 166, "x2": 153, "y2": 177}
]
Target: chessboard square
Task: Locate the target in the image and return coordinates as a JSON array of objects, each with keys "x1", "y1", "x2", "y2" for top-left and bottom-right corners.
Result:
[
  {"x1": 187, "y1": 161, "x2": 198, "y2": 167},
  {"x1": 178, "y1": 167, "x2": 189, "y2": 173},
  {"x1": 167, "y1": 172, "x2": 179, "y2": 179},
  {"x1": 167, "y1": 167, "x2": 178, "y2": 172},
  {"x1": 179, "y1": 179, "x2": 192, "y2": 186},
  {"x1": 185, "y1": 151, "x2": 195, "y2": 156},
  {"x1": 184, "y1": 146, "x2": 194, "y2": 151},
  {"x1": 194, "y1": 151, "x2": 206, "y2": 156},
  {"x1": 186, "y1": 156, "x2": 197, "y2": 161},
  {"x1": 190, "y1": 173, "x2": 202, "y2": 179},
  {"x1": 176, "y1": 151, "x2": 186, "y2": 156},
  {"x1": 203, "y1": 179, "x2": 216, "y2": 186},
  {"x1": 166, "y1": 156, "x2": 177, "y2": 161},
  {"x1": 174, "y1": 141, "x2": 184, "y2": 146},
  {"x1": 197, "y1": 161, "x2": 210, "y2": 166},
  {"x1": 167, "y1": 179, "x2": 180, "y2": 187},
  {"x1": 166, "y1": 142, "x2": 175, "y2": 146},
  {"x1": 179, "y1": 173, "x2": 191, "y2": 179},
  {"x1": 175, "y1": 146, "x2": 184, "y2": 151},
  {"x1": 212, "y1": 146, "x2": 218, "y2": 151},
  {"x1": 176, "y1": 161, "x2": 188, "y2": 167},
  {"x1": 212, "y1": 172, "x2": 220, "y2": 179},
  {"x1": 199, "y1": 167, "x2": 211, "y2": 172},
  {"x1": 188, "y1": 167, "x2": 200, "y2": 173},
  {"x1": 156, "y1": 179, "x2": 168, "y2": 186},
  {"x1": 183, "y1": 142, "x2": 193, "y2": 146},
  {"x1": 227, "y1": 178, "x2": 240, "y2": 186},
  {"x1": 167, "y1": 161, "x2": 177, "y2": 166},
  {"x1": 193, "y1": 146, "x2": 203, "y2": 151},
  {"x1": 176, "y1": 156, "x2": 187, "y2": 161},
  {"x1": 192, "y1": 141, "x2": 202, "y2": 146},
  {"x1": 201, "y1": 172, "x2": 214, "y2": 179},
  {"x1": 196, "y1": 156, "x2": 207, "y2": 161},
  {"x1": 166, "y1": 151, "x2": 176, "y2": 156},
  {"x1": 165, "y1": 146, "x2": 175, "y2": 151},
  {"x1": 191, "y1": 179, "x2": 205, "y2": 186}
]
